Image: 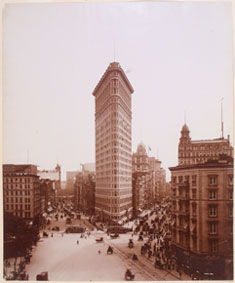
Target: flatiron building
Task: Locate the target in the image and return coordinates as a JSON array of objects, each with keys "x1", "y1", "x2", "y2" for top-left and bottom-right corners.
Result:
[{"x1": 92, "y1": 62, "x2": 134, "y2": 221}]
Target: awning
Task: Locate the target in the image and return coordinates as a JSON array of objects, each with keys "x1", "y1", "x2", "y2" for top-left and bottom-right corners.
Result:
[
  {"x1": 118, "y1": 221, "x2": 122, "y2": 225},
  {"x1": 122, "y1": 217, "x2": 127, "y2": 221},
  {"x1": 42, "y1": 213, "x2": 47, "y2": 217},
  {"x1": 138, "y1": 208, "x2": 143, "y2": 212}
]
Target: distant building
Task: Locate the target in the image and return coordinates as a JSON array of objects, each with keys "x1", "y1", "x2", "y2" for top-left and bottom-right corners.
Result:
[
  {"x1": 82, "y1": 163, "x2": 95, "y2": 173},
  {"x1": 132, "y1": 143, "x2": 166, "y2": 212},
  {"x1": 178, "y1": 124, "x2": 233, "y2": 165},
  {"x1": 40, "y1": 179, "x2": 56, "y2": 213},
  {"x1": 93, "y1": 62, "x2": 134, "y2": 221},
  {"x1": 3, "y1": 164, "x2": 41, "y2": 220},
  {"x1": 74, "y1": 171, "x2": 95, "y2": 215},
  {"x1": 66, "y1": 171, "x2": 80, "y2": 190},
  {"x1": 169, "y1": 155, "x2": 233, "y2": 280},
  {"x1": 38, "y1": 164, "x2": 61, "y2": 191},
  {"x1": 132, "y1": 143, "x2": 149, "y2": 213}
]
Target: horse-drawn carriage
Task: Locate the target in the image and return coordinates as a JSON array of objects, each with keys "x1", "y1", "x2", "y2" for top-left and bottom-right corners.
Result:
[
  {"x1": 128, "y1": 239, "x2": 134, "y2": 248},
  {"x1": 43, "y1": 231, "x2": 49, "y2": 237},
  {"x1": 107, "y1": 246, "x2": 113, "y2": 254},
  {"x1": 95, "y1": 237, "x2": 104, "y2": 243},
  {"x1": 110, "y1": 233, "x2": 119, "y2": 239},
  {"x1": 125, "y1": 269, "x2": 135, "y2": 281}
]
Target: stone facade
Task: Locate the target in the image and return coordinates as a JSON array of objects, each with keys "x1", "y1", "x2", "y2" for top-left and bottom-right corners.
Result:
[
  {"x1": 74, "y1": 171, "x2": 95, "y2": 215},
  {"x1": 178, "y1": 124, "x2": 233, "y2": 165},
  {"x1": 3, "y1": 164, "x2": 41, "y2": 220},
  {"x1": 93, "y1": 62, "x2": 134, "y2": 221},
  {"x1": 132, "y1": 143, "x2": 166, "y2": 212},
  {"x1": 169, "y1": 155, "x2": 233, "y2": 279}
]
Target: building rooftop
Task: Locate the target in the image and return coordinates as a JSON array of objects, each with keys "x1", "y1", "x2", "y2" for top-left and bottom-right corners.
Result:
[
  {"x1": 170, "y1": 155, "x2": 233, "y2": 171},
  {"x1": 191, "y1": 138, "x2": 229, "y2": 144},
  {"x1": 92, "y1": 61, "x2": 134, "y2": 96}
]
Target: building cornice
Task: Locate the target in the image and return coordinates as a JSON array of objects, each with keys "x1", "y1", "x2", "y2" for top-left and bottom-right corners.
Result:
[{"x1": 92, "y1": 62, "x2": 134, "y2": 96}]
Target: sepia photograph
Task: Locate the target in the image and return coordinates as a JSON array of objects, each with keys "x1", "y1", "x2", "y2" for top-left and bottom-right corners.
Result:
[{"x1": 2, "y1": 0, "x2": 234, "y2": 281}]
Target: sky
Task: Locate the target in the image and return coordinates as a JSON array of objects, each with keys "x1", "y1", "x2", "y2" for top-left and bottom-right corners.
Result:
[{"x1": 3, "y1": 1, "x2": 233, "y2": 181}]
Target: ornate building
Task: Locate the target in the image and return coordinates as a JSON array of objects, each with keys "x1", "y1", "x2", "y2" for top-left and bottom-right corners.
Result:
[
  {"x1": 169, "y1": 155, "x2": 233, "y2": 279},
  {"x1": 132, "y1": 143, "x2": 166, "y2": 212},
  {"x1": 92, "y1": 62, "x2": 134, "y2": 221},
  {"x1": 132, "y1": 143, "x2": 149, "y2": 213},
  {"x1": 178, "y1": 124, "x2": 233, "y2": 165}
]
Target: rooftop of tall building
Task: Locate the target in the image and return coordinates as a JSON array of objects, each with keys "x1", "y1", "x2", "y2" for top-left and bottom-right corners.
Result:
[{"x1": 92, "y1": 61, "x2": 134, "y2": 96}]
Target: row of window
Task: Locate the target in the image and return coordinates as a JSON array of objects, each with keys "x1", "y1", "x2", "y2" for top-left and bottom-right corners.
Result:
[
  {"x1": 4, "y1": 177, "x2": 31, "y2": 183},
  {"x1": 172, "y1": 188, "x2": 233, "y2": 200},
  {"x1": 4, "y1": 190, "x2": 31, "y2": 196},
  {"x1": 4, "y1": 184, "x2": 31, "y2": 189},
  {"x1": 5, "y1": 204, "x2": 31, "y2": 210},
  {"x1": 172, "y1": 175, "x2": 233, "y2": 186},
  {"x1": 5, "y1": 197, "x2": 31, "y2": 203}
]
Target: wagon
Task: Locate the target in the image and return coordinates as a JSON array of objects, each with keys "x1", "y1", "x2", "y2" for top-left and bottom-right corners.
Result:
[{"x1": 95, "y1": 237, "x2": 104, "y2": 243}]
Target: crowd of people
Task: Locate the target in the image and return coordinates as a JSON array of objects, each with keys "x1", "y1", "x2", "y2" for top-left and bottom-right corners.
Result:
[{"x1": 132, "y1": 202, "x2": 183, "y2": 276}]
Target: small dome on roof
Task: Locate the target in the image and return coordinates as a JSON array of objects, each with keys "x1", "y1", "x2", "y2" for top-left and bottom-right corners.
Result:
[
  {"x1": 137, "y1": 142, "x2": 147, "y2": 154},
  {"x1": 181, "y1": 124, "x2": 189, "y2": 132}
]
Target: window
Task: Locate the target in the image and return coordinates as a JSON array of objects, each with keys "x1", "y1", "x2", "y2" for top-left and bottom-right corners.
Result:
[
  {"x1": 192, "y1": 204, "x2": 197, "y2": 216},
  {"x1": 228, "y1": 175, "x2": 233, "y2": 186},
  {"x1": 179, "y1": 176, "x2": 183, "y2": 183},
  {"x1": 208, "y1": 175, "x2": 218, "y2": 186},
  {"x1": 228, "y1": 206, "x2": 233, "y2": 218},
  {"x1": 209, "y1": 222, "x2": 217, "y2": 234},
  {"x1": 209, "y1": 240, "x2": 218, "y2": 252},
  {"x1": 209, "y1": 190, "x2": 217, "y2": 200},
  {"x1": 192, "y1": 189, "x2": 196, "y2": 199},
  {"x1": 209, "y1": 205, "x2": 217, "y2": 217},
  {"x1": 229, "y1": 190, "x2": 233, "y2": 200},
  {"x1": 192, "y1": 175, "x2": 197, "y2": 186}
]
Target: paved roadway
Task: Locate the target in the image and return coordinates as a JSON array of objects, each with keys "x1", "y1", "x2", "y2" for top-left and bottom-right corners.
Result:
[{"x1": 25, "y1": 213, "x2": 190, "y2": 281}]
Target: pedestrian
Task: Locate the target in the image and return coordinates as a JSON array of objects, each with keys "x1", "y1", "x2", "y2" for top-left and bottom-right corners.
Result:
[
  {"x1": 98, "y1": 250, "x2": 101, "y2": 254},
  {"x1": 179, "y1": 269, "x2": 182, "y2": 279},
  {"x1": 77, "y1": 240, "x2": 79, "y2": 245}
]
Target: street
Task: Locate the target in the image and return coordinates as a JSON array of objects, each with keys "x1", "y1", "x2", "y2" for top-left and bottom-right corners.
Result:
[{"x1": 24, "y1": 212, "x2": 190, "y2": 281}]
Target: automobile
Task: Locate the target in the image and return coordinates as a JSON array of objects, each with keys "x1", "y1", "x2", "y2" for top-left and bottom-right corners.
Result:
[{"x1": 36, "y1": 271, "x2": 48, "y2": 281}]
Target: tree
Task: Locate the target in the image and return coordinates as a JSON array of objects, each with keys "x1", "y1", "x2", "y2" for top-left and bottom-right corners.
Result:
[{"x1": 4, "y1": 212, "x2": 40, "y2": 260}]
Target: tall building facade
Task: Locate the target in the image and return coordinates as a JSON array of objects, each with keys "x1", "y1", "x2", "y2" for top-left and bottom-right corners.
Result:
[
  {"x1": 3, "y1": 164, "x2": 41, "y2": 220},
  {"x1": 132, "y1": 143, "x2": 167, "y2": 212},
  {"x1": 178, "y1": 124, "x2": 233, "y2": 165},
  {"x1": 169, "y1": 155, "x2": 233, "y2": 279},
  {"x1": 169, "y1": 124, "x2": 234, "y2": 279},
  {"x1": 74, "y1": 171, "x2": 95, "y2": 215},
  {"x1": 93, "y1": 62, "x2": 134, "y2": 221}
]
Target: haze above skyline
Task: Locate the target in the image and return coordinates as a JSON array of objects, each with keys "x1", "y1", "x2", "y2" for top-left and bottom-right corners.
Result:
[{"x1": 3, "y1": 1, "x2": 233, "y2": 180}]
